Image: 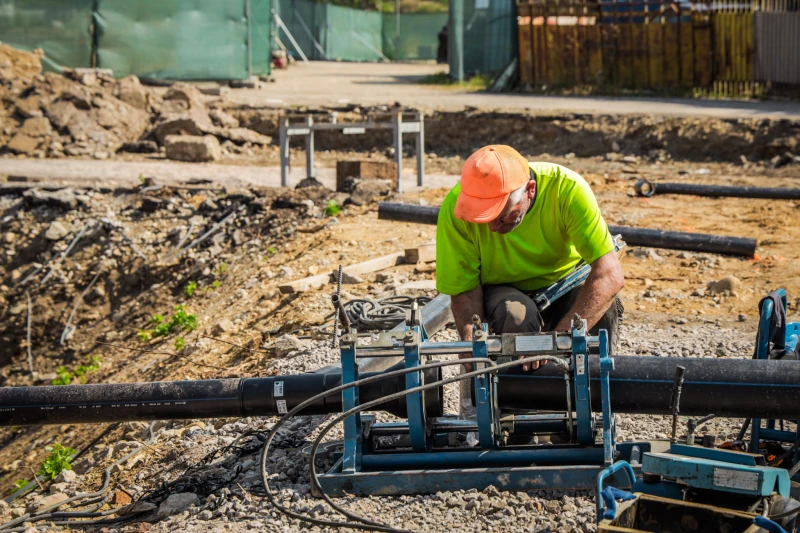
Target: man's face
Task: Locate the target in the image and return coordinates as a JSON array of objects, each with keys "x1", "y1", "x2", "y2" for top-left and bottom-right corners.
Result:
[{"x1": 487, "y1": 181, "x2": 535, "y2": 234}]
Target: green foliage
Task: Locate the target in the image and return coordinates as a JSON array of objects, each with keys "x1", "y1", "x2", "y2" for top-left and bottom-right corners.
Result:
[
  {"x1": 211, "y1": 280, "x2": 221, "y2": 289},
  {"x1": 184, "y1": 281, "x2": 197, "y2": 297},
  {"x1": 140, "y1": 306, "x2": 198, "y2": 341},
  {"x1": 420, "y1": 72, "x2": 493, "y2": 90},
  {"x1": 51, "y1": 367, "x2": 73, "y2": 386},
  {"x1": 216, "y1": 263, "x2": 227, "y2": 275},
  {"x1": 324, "y1": 200, "x2": 341, "y2": 217},
  {"x1": 13, "y1": 479, "x2": 27, "y2": 491},
  {"x1": 267, "y1": 246, "x2": 277, "y2": 255},
  {"x1": 37, "y1": 444, "x2": 76, "y2": 481},
  {"x1": 73, "y1": 356, "x2": 102, "y2": 383},
  {"x1": 52, "y1": 356, "x2": 102, "y2": 385},
  {"x1": 174, "y1": 337, "x2": 185, "y2": 351},
  {"x1": 138, "y1": 173, "x2": 146, "y2": 184}
]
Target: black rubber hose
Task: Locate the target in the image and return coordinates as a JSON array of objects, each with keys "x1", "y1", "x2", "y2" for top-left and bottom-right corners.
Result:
[
  {"x1": 634, "y1": 178, "x2": 800, "y2": 200},
  {"x1": 496, "y1": 355, "x2": 800, "y2": 419},
  {"x1": 0, "y1": 362, "x2": 443, "y2": 426},
  {"x1": 377, "y1": 202, "x2": 757, "y2": 257}
]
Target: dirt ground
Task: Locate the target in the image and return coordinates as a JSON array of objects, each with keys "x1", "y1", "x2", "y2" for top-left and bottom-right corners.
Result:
[
  {"x1": 245, "y1": 61, "x2": 800, "y2": 118},
  {"x1": 1, "y1": 45, "x2": 800, "y2": 532}
]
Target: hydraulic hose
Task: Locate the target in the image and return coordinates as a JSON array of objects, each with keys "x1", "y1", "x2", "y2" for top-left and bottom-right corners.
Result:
[
  {"x1": 377, "y1": 202, "x2": 757, "y2": 257},
  {"x1": 634, "y1": 178, "x2": 800, "y2": 200}
]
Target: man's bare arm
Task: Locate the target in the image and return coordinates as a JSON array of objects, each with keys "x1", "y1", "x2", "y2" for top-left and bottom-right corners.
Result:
[
  {"x1": 451, "y1": 285, "x2": 484, "y2": 372},
  {"x1": 554, "y1": 250, "x2": 624, "y2": 332}
]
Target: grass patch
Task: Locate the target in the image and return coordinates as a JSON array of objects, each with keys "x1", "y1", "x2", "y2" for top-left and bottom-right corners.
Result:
[{"x1": 420, "y1": 72, "x2": 493, "y2": 90}]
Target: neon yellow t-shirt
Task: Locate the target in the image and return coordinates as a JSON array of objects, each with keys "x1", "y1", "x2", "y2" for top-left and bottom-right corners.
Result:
[{"x1": 435, "y1": 162, "x2": 613, "y2": 295}]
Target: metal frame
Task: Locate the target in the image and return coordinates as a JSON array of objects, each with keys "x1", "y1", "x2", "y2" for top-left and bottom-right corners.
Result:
[
  {"x1": 278, "y1": 112, "x2": 425, "y2": 192},
  {"x1": 749, "y1": 289, "x2": 800, "y2": 459},
  {"x1": 316, "y1": 310, "x2": 651, "y2": 496}
]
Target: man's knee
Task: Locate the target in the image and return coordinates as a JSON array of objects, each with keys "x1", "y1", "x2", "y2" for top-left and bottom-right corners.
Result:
[
  {"x1": 483, "y1": 286, "x2": 542, "y2": 334},
  {"x1": 593, "y1": 297, "x2": 623, "y2": 352}
]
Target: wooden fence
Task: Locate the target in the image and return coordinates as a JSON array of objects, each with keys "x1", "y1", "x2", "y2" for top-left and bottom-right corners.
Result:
[{"x1": 517, "y1": 0, "x2": 797, "y2": 96}]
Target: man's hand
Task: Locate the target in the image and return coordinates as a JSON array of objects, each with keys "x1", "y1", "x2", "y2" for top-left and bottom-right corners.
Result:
[{"x1": 451, "y1": 286, "x2": 484, "y2": 373}]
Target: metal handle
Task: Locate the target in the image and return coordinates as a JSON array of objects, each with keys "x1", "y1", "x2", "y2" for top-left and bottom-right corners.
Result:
[{"x1": 596, "y1": 460, "x2": 637, "y2": 518}]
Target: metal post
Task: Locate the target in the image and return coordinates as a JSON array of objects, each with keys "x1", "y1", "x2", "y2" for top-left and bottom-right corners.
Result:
[
  {"x1": 279, "y1": 117, "x2": 289, "y2": 187},
  {"x1": 245, "y1": 0, "x2": 253, "y2": 79},
  {"x1": 305, "y1": 115, "x2": 315, "y2": 179},
  {"x1": 341, "y1": 333, "x2": 362, "y2": 474},
  {"x1": 450, "y1": 0, "x2": 464, "y2": 82},
  {"x1": 415, "y1": 114, "x2": 425, "y2": 188},
  {"x1": 393, "y1": 113, "x2": 403, "y2": 193}
]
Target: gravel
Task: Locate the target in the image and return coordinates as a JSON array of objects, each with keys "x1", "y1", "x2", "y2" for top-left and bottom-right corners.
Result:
[{"x1": 23, "y1": 320, "x2": 759, "y2": 533}]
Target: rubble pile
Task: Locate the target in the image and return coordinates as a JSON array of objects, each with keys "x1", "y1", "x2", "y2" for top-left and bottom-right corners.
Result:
[
  {"x1": 0, "y1": 181, "x2": 336, "y2": 376},
  {"x1": 0, "y1": 44, "x2": 270, "y2": 162}
]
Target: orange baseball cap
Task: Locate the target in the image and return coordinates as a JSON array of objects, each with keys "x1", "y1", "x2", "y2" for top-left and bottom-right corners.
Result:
[{"x1": 454, "y1": 145, "x2": 530, "y2": 223}]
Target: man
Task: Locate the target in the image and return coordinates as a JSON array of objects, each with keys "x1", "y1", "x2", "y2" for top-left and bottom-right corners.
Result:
[{"x1": 436, "y1": 145, "x2": 624, "y2": 374}]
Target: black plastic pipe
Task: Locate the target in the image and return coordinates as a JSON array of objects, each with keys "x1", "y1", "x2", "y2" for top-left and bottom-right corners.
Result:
[
  {"x1": 0, "y1": 363, "x2": 443, "y2": 426},
  {"x1": 377, "y1": 202, "x2": 757, "y2": 257},
  {"x1": 496, "y1": 355, "x2": 800, "y2": 419},
  {"x1": 4, "y1": 355, "x2": 800, "y2": 426},
  {"x1": 635, "y1": 178, "x2": 800, "y2": 200}
]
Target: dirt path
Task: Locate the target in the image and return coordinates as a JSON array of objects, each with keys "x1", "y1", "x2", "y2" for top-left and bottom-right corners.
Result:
[
  {"x1": 0, "y1": 157, "x2": 460, "y2": 191},
  {"x1": 241, "y1": 61, "x2": 800, "y2": 118}
]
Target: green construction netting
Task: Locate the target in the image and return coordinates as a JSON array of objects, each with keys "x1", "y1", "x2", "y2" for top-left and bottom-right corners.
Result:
[
  {"x1": 276, "y1": 0, "x2": 327, "y2": 61},
  {"x1": 453, "y1": 0, "x2": 516, "y2": 75},
  {"x1": 95, "y1": 0, "x2": 250, "y2": 80},
  {"x1": 277, "y1": 0, "x2": 446, "y2": 62},
  {"x1": 250, "y1": 0, "x2": 273, "y2": 76},
  {"x1": 0, "y1": 0, "x2": 93, "y2": 72},
  {"x1": 382, "y1": 13, "x2": 447, "y2": 60},
  {"x1": 326, "y1": 3, "x2": 383, "y2": 61}
]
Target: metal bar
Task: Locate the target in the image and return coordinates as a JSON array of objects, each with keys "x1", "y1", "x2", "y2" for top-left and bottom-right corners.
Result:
[
  {"x1": 284, "y1": 122, "x2": 398, "y2": 132},
  {"x1": 245, "y1": 0, "x2": 253, "y2": 78},
  {"x1": 355, "y1": 339, "x2": 502, "y2": 358},
  {"x1": 361, "y1": 447, "x2": 605, "y2": 469},
  {"x1": 273, "y1": 11, "x2": 310, "y2": 64},
  {"x1": 305, "y1": 115, "x2": 314, "y2": 179},
  {"x1": 294, "y1": 8, "x2": 327, "y2": 59},
  {"x1": 393, "y1": 113, "x2": 403, "y2": 193},
  {"x1": 279, "y1": 118, "x2": 289, "y2": 187},
  {"x1": 416, "y1": 113, "x2": 425, "y2": 188},
  {"x1": 635, "y1": 178, "x2": 800, "y2": 200},
  {"x1": 317, "y1": 464, "x2": 640, "y2": 497}
]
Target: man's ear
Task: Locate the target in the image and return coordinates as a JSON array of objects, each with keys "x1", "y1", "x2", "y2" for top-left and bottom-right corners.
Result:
[{"x1": 526, "y1": 180, "x2": 536, "y2": 199}]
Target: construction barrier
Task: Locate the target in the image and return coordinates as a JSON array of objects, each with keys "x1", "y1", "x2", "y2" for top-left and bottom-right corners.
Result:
[
  {"x1": 277, "y1": 0, "x2": 446, "y2": 61},
  {"x1": 0, "y1": 0, "x2": 94, "y2": 72},
  {"x1": 0, "y1": 0, "x2": 271, "y2": 80}
]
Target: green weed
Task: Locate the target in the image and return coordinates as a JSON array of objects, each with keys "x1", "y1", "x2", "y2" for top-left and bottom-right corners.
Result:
[
  {"x1": 51, "y1": 367, "x2": 73, "y2": 386},
  {"x1": 52, "y1": 356, "x2": 102, "y2": 386},
  {"x1": 140, "y1": 306, "x2": 198, "y2": 341},
  {"x1": 174, "y1": 337, "x2": 185, "y2": 351},
  {"x1": 324, "y1": 200, "x2": 341, "y2": 217},
  {"x1": 267, "y1": 246, "x2": 277, "y2": 255},
  {"x1": 37, "y1": 444, "x2": 76, "y2": 481},
  {"x1": 184, "y1": 281, "x2": 197, "y2": 297},
  {"x1": 13, "y1": 479, "x2": 27, "y2": 491}
]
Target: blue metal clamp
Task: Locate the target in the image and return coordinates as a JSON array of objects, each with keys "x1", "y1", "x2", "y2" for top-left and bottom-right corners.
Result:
[{"x1": 472, "y1": 322, "x2": 497, "y2": 449}]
